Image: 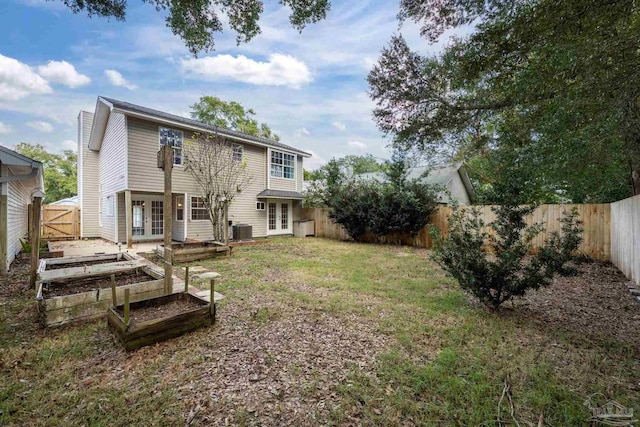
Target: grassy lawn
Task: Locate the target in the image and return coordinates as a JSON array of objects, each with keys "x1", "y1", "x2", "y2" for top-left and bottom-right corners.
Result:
[{"x1": 1, "y1": 237, "x2": 638, "y2": 426}]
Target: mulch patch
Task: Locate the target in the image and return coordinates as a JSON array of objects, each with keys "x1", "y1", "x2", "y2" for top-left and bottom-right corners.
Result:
[
  {"x1": 45, "y1": 258, "x2": 120, "y2": 270},
  {"x1": 42, "y1": 270, "x2": 156, "y2": 297},
  {"x1": 117, "y1": 297, "x2": 203, "y2": 324},
  {"x1": 511, "y1": 260, "x2": 640, "y2": 350}
]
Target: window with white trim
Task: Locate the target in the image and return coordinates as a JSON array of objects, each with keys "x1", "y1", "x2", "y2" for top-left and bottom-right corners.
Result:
[
  {"x1": 270, "y1": 150, "x2": 295, "y2": 179},
  {"x1": 176, "y1": 196, "x2": 184, "y2": 221},
  {"x1": 159, "y1": 127, "x2": 183, "y2": 165},
  {"x1": 191, "y1": 197, "x2": 209, "y2": 221},
  {"x1": 256, "y1": 201, "x2": 265, "y2": 210},
  {"x1": 233, "y1": 144, "x2": 243, "y2": 161}
]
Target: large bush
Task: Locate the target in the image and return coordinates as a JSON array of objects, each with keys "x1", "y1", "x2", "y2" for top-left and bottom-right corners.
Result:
[
  {"x1": 323, "y1": 156, "x2": 440, "y2": 241},
  {"x1": 431, "y1": 204, "x2": 584, "y2": 309}
]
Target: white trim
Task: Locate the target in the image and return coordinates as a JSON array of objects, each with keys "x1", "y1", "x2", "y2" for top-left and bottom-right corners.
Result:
[
  {"x1": 256, "y1": 201, "x2": 266, "y2": 211},
  {"x1": 189, "y1": 196, "x2": 209, "y2": 221},
  {"x1": 265, "y1": 198, "x2": 292, "y2": 236},
  {"x1": 112, "y1": 107, "x2": 312, "y2": 157},
  {"x1": 269, "y1": 150, "x2": 296, "y2": 181},
  {"x1": 124, "y1": 115, "x2": 129, "y2": 189},
  {"x1": 78, "y1": 111, "x2": 84, "y2": 238},
  {"x1": 114, "y1": 193, "x2": 118, "y2": 243},
  {"x1": 183, "y1": 192, "x2": 188, "y2": 239},
  {"x1": 266, "y1": 147, "x2": 271, "y2": 190}
]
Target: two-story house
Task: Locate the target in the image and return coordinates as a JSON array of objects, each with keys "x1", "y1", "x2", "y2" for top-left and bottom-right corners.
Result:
[{"x1": 78, "y1": 97, "x2": 310, "y2": 246}]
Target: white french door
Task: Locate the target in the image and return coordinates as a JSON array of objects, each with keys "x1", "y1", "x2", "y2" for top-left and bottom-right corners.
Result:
[
  {"x1": 131, "y1": 195, "x2": 164, "y2": 240},
  {"x1": 267, "y1": 199, "x2": 292, "y2": 235}
]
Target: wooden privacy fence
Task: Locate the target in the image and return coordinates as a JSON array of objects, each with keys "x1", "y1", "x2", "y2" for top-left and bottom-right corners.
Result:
[
  {"x1": 301, "y1": 203, "x2": 611, "y2": 260},
  {"x1": 610, "y1": 195, "x2": 640, "y2": 285},
  {"x1": 41, "y1": 204, "x2": 80, "y2": 240}
]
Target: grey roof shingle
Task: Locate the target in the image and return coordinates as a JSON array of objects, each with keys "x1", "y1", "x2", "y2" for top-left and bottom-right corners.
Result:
[
  {"x1": 257, "y1": 189, "x2": 304, "y2": 199},
  {"x1": 100, "y1": 97, "x2": 311, "y2": 157}
]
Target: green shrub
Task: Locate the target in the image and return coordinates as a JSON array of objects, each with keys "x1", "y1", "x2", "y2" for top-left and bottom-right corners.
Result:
[
  {"x1": 431, "y1": 204, "x2": 584, "y2": 309},
  {"x1": 323, "y1": 155, "x2": 440, "y2": 242}
]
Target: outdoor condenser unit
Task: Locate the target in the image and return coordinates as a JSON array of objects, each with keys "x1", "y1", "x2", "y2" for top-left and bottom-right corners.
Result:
[{"x1": 232, "y1": 224, "x2": 253, "y2": 241}]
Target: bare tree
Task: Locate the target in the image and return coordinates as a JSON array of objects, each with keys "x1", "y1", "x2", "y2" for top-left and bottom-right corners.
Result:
[{"x1": 184, "y1": 132, "x2": 252, "y2": 241}]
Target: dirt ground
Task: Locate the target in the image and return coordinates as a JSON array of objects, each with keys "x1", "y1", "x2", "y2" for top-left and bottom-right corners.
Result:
[
  {"x1": 1, "y1": 239, "x2": 638, "y2": 425},
  {"x1": 118, "y1": 297, "x2": 203, "y2": 324},
  {"x1": 513, "y1": 260, "x2": 640, "y2": 349},
  {"x1": 42, "y1": 270, "x2": 156, "y2": 298}
]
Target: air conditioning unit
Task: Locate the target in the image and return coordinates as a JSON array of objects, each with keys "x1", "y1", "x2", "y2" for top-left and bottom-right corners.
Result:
[{"x1": 232, "y1": 224, "x2": 253, "y2": 241}]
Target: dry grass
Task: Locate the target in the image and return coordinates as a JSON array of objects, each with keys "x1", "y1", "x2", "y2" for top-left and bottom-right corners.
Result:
[{"x1": 1, "y1": 238, "x2": 639, "y2": 426}]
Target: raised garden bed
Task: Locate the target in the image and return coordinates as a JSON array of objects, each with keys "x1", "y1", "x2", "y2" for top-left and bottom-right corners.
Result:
[
  {"x1": 157, "y1": 241, "x2": 231, "y2": 263},
  {"x1": 43, "y1": 253, "x2": 135, "y2": 270},
  {"x1": 36, "y1": 255, "x2": 167, "y2": 327},
  {"x1": 107, "y1": 292, "x2": 214, "y2": 351}
]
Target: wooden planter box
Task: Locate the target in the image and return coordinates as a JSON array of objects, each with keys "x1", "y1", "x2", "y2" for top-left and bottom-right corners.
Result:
[
  {"x1": 107, "y1": 292, "x2": 214, "y2": 351},
  {"x1": 36, "y1": 257, "x2": 166, "y2": 327},
  {"x1": 40, "y1": 252, "x2": 136, "y2": 271},
  {"x1": 157, "y1": 241, "x2": 230, "y2": 264}
]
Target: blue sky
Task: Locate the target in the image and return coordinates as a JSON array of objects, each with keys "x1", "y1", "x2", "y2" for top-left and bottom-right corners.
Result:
[{"x1": 0, "y1": 0, "x2": 464, "y2": 169}]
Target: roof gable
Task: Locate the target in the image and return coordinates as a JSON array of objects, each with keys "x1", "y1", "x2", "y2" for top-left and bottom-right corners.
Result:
[{"x1": 89, "y1": 96, "x2": 311, "y2": 157}]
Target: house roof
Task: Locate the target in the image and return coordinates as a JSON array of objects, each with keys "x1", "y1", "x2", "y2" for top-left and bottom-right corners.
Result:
[
  {"x1": 357, "y1": 162, "x2": 475, "y2": 203},
  {"x1": 89, "y1": 96, "x2": 311, "y2": 157},
  {"x1": 0, "y1": 145, "x2": 45, "y2": 193},
  {"x1": 0, "y1": 145, "x2": 43, "y2": 168},
  {"x1": 257, "y1": 189, "x2": 304, "y2": 200},
  {"x1": 50, "y1": 195, "x2": 79, "y2": 206}
]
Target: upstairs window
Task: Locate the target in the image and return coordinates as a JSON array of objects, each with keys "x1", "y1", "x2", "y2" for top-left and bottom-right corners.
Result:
[
  {"x1": 159, "y1": 127, "x2": 183, "y2": 165},
  {"x1": 233, "y1": 144, "x2": 243, "y2": 161},
  {"x1": 270, "y1": 150, "x2": 295, "y2": 179}
]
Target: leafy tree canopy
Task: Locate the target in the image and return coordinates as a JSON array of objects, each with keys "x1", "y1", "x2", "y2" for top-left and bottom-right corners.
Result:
[
  {"x1": 15, "y1": 143, "x2": 76, "y2": 204},
  {"x1": 190, "y1": 96, "x2": 279, "y2": 141},
  {"x1": 369, "y1": 0, "x2": 640, "y2": 202},
  {"x1": 55, "y1": 0, "x2": 331, "y2": 55},
  {"x1": 304, "y1": 154, "x2": 385, "y2": 181}
]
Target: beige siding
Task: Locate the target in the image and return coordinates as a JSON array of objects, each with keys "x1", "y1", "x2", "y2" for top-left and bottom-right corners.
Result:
[
  {"x1": 5, "y1": 171, "x2": 34, "y2": 271},
  {"x1": 79, "y1": 111, "x2": 100, "y2": 237},
  {"x1": 447, "y1": 173, "x2": 471, "y2": 205},
  {"x1": 98, "y1": 112, "x2": 127, "y2": 241},
  {"x1": 128, "y1": 117, "x2": 275, "y2": 239}
]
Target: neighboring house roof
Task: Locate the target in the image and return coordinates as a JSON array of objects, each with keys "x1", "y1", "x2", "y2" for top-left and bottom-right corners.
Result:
[
  {"x1": 257, "y1": 189, "x2": 304, "y2": 200},
  {"x1": 88, "y1": 96, "x2": 311, "y2": 157},
  {"x1": 49, "y1": 195, "x2": 78, "y2": 206},
  {"x1": 0, "y1": 145, "x2": 45, "y2": 194},
  {"x1": 357, "y1": 162, "x2": 475, "y2": 204}
]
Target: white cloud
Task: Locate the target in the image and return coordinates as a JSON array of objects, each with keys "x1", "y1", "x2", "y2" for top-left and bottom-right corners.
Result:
[
  {"x1": 37, "y1": 61, "x2": 91, "y2": 88},
  {"x1": 60, "y1": 140, "x2": 77, "y2": 152},
  {"x1": 180, "y1": 54, "x2": 312, "y2": 89},
  {"x1": 294, "y1": 127, "x2": 311, "y2": 137},
  {"x1": 0, "y1": 122, "x2": 12, "y2": 134},
  {"x1": 347, "y1": 140, "x2": 367, "y2": 151},
  {"x1": 0, "y1": 54, "x2": 52, "y2": 101},
  {"x1": 104, "y1": 69, "x2": 138, "y2": 90},
  {"x1": 303, "y1": 150, "x2": 326, "y2": 171},
  {"x1": 332, "y1": 121, "x2": 347, "y2": 131},
  {"x1": 26, "y1": 121, "x2": 54, "y2": 133}
]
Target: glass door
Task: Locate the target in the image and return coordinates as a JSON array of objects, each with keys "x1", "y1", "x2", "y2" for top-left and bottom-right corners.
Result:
[
  {"x1": 131, "y1": 196, "x2": 164, "y2": 240},
  {"x1": 151, "y1": 200, "x2": 164, "y2": 236},
  {"x1": 132, "y1": 200, "x2": 145, "y2": 237},
  {"x1": 266, "y1": 200, "x2": 291, "y2": 235}
]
